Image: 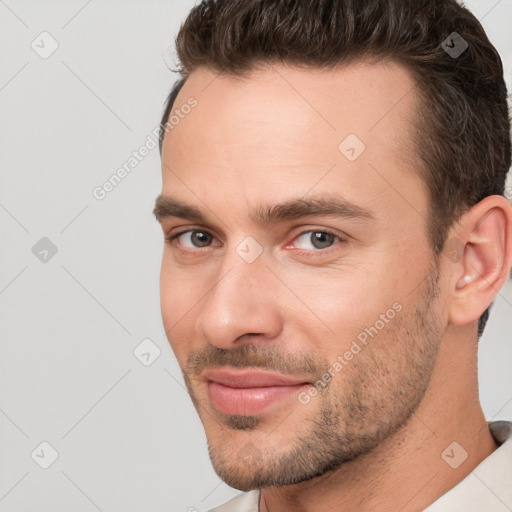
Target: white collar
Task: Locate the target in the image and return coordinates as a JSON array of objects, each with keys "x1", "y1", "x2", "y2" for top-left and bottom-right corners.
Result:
[{"x1": 425, "y1": 421, "x2": 512, "y2": 511}]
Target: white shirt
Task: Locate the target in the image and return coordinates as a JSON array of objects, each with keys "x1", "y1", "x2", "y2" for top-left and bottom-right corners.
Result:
[{"x1": 209, "y1": 421, "x2": 512, "y2": 511}]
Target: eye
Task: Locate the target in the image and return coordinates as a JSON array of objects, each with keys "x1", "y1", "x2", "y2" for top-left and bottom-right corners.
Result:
[
  {"x1": 167, "y1": 230, "x2": 219, "y2": 248},
  {"x1": 292, "y1": 230, "x2": 341, "y2": 250}
]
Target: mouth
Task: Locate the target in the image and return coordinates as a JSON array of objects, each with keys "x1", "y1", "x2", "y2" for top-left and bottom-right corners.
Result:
[{"x1": 203, "y1": 368, "x2": 311, "y2": 416}]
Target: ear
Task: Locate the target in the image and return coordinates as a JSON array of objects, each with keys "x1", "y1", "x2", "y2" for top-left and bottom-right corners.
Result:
[{"x1": 447, "y1": 195, "x2": 512, "y2": 327}]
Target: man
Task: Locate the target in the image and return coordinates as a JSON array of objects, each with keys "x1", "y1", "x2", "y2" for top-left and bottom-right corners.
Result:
[{"x1": 153, "y1": 0, "x2": 512, "y2": 510}]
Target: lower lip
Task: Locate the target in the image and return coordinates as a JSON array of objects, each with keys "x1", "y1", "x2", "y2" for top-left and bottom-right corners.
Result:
[{"x1": 207, "y1": 381, "x2": 308, "y2": 416}]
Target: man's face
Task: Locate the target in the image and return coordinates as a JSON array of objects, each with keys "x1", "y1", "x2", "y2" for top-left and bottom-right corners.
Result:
[{"x1": 157, "y1": 62, "x2": 449, "y2": 490}]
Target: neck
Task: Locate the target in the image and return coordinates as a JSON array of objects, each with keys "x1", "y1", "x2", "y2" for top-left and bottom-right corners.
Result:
[{"x1": 260, "y1": 328, "x2": 498, "y2": 512}]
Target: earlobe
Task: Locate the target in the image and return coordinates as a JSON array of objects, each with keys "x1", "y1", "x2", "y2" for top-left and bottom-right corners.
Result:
[{"x1": 447, "y1": 195, "x2": 512, "y2": 327}]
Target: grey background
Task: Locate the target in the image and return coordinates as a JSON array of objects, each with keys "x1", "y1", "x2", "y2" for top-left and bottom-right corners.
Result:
[{"x1": 0, "y1": 1, "x2": 511, "y2": 510}]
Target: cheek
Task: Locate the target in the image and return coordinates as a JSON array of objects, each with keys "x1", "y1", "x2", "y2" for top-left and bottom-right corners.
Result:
[
  {"x1": 159, "y1": 265, "x2": 198, "y2": 359},
  {"x1": 276, "y1": 263, "x2": 410, "y2": 369},
  {"x1": 280, "y1": 263, "x2": 397, "y2": 326},
  {"x1": 159, "y1": 256, "x2": 203, "y2": 321}
]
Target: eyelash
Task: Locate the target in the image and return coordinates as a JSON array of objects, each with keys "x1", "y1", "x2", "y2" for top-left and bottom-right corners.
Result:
[{"x1": 165, "y1": 228, "x2": 345, "y2": 253}]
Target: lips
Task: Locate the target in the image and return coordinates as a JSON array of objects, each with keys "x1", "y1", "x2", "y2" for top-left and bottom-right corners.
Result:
[{"x1": 203, "y1": 368, "x2": 310, "y2": 416}]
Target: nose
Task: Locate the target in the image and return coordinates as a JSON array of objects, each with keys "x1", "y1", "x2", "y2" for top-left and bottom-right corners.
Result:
[{"x1": 194, "y1": 253, "x2": 283, "y2": 349}]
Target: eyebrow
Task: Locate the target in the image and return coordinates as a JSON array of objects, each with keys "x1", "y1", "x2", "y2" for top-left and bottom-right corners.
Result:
[{"x1": 153, "y1": 194, "x2": 375, "y2": 227}]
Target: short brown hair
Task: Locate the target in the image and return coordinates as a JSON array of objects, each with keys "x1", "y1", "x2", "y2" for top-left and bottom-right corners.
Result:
[{"x1": 160, "y1": 0, "x2": 511, "y2": 337}]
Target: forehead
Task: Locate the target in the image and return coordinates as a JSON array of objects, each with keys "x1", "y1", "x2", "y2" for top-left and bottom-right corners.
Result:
[
  {"x1": 161, "y1": 61, "x2": 427, "y2": 231},
  {"x1": 166, "y1": 60, "x2": 419, "y2": 153}
]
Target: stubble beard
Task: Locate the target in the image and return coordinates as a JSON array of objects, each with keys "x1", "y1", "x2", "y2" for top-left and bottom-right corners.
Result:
[{"x1": 183, "y1": 262, "x2": 444, "y2": 491}]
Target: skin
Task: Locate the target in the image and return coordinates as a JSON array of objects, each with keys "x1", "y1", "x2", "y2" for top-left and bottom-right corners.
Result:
[{"x1": 155, "y1": 61, "x2": 512, "y2": 512}]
